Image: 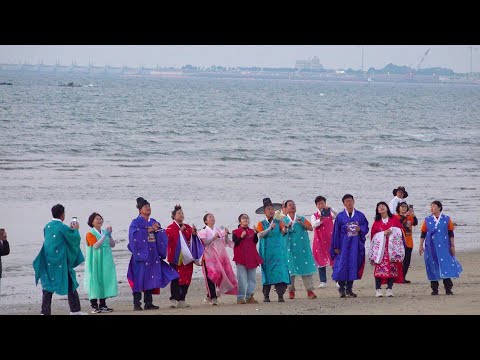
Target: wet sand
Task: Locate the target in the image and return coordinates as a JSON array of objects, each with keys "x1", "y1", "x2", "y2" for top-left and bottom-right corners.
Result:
[{"x1": 1, "y1": 249, "x2": 478, "y2": 315}]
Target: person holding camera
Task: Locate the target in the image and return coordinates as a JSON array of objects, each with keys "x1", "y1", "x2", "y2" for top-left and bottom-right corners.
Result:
[
  {"x1": 395, "y1": 202, "x2": 418, "y2": 283},
  {"x1": 311, "y1": 196, "x2": 337, "y2": 288},
  {"x1": 0, "y1": 228, "x2": 10, "y2": 297},
  {"x1": 33, "y1": 204, "x2": 87, "y2": 315}
]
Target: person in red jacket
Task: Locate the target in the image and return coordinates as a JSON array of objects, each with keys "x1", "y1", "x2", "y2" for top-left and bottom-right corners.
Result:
[{"x1": 231, "y1": 213, "x2": 263, "y2": 304}]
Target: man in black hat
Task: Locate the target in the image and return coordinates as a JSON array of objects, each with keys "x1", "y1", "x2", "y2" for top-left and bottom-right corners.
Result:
[
  {"x1": 255, "y1": 198, "x2": 291, "y2": 302},
  {"x1": 389, "y1": 186, "x2": 408, "y2": 214}
]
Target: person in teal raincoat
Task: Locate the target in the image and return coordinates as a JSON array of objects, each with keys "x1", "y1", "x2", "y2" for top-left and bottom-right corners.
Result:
[{"x1": 33, "y1": 204, "x2": 86, "y2": 315}]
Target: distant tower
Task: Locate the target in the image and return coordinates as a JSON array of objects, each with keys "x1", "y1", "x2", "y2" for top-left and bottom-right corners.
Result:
[
  {"x1": 468, "y1": 46, "x2": 479, "y2": 76},
  {"x1": 361, "y1": 46, "x2": 364, "y2": 72}
]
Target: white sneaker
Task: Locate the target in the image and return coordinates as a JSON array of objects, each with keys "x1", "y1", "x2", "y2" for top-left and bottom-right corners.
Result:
[
  {"x1": 170, "y1": 299, "x2": 177, "y2": 308},
  {"x1": 318, "y1": 282, "x2": 327, "y2": 288},
  {"x1": 211, "y1": 298, "x2": 218, "y2": 306},
  {"x1": 176, "y1": 301, "x2": 190, "y2": 308},
  {"x1": 336, "y1": 282, "x2": 340, "y2": 288},
  {"x1": 69, "y1": 311, "x2": 88, "y2": 315},
  {"x1": 386, "y1": 289, "x2": 394, "y2": 297},
  {"x1": 375, "y1": 289, "x2": 383, "y2": 298}
]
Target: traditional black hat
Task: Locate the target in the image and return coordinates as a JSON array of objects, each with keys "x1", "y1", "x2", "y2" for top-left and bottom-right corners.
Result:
[
  {"x1": 136, "y1": 197, "x2": 150, "y2": 209},
  {"x1": 255, "y1": 197, "x2": 283, "y2": 214}
]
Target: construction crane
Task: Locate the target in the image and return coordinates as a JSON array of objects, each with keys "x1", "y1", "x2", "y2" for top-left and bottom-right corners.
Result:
[
  {"x1": 405, "y1": 48, "x2": 430, "y2": 80},
  {"x1": 416, "y1": 48, "x2": 430, "y2": 71}
]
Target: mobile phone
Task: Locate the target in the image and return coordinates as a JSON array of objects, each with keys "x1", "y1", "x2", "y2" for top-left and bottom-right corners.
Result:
[
  {"x1": 408, "y1": 205, "x2": 413, "y2": 210},
  {"x1": 321, "y1": 208, "x2": 331, "y2": 217},
  {"x1": 72, "y1": 217, "x2": 78, "y2": 223}
]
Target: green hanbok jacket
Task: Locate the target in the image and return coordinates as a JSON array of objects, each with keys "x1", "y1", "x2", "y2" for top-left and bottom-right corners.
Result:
[{"x1": 33, "y1": 219, "x2": 84, "y2": 295}]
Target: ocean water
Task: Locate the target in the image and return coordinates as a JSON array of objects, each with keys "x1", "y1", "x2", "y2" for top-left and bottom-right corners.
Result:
[{"x1": 0, "y1": 71, "x2": 479, "y2": 280}]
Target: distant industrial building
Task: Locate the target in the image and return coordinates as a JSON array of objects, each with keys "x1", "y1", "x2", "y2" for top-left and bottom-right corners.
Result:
[{"x1": 295, "y1": 56, "x2": 323, "y2": 70}]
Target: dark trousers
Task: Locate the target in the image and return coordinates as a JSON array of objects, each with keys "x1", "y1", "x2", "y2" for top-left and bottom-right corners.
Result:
[
  {"x1": 403, "y1": 247, "x2": 413, "y2": 278},
  {"x1": 263, "y1": 283, "x2": 288, "y2": 298},
  {"x1": 375, "y1": 277, "x2": 394, "y2": 290},
  {"x1": 431, "y1": 278, "x2": 453, "y2": 290},
  {"x1": 318, "y1": 267, "x2": 327, "y2": 283},
  {"x1": 170, "y1": 278, "x2": 189, "y2": 301},
  {"x1": 41, "y1": 274, "x2": 81, "y2": 315},
  {"x1": 204, "y1": 263, "x2": 217, "y2": 299},
  {"x1": 338, "y1": 280, "x2": 354, "y2": 293},
  {"x1": 90, "y1": 298, "x2": 106, "y2": 308},
  {"x1": 133, "y1": 289, "x2": 153, "y2": 306}
]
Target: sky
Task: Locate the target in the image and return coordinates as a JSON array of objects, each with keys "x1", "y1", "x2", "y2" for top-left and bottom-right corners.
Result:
[{"x1": 0, "y1": 45, "x2": 479, "y2": 73}]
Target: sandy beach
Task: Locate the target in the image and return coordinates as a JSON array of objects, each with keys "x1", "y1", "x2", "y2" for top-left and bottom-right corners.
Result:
[{"x1": 1, "y1": 249, "x2": 478, "y2": 315}]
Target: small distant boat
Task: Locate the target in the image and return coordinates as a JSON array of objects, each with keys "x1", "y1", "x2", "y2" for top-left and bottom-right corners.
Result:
[
  {"x1": 0, "y1": 82, "x2": 12, "y2": 85},
  {"x1": 59, "y1": 82, "x2": 81, "y2": 87}
]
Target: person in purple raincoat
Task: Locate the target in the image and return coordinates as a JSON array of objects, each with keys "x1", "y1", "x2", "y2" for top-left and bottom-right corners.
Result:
[{"x1": 127, "y1": 197, "x2": 179, "y2": 311}]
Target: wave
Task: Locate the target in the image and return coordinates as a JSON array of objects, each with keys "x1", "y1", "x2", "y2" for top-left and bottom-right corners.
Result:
[
  {"x1": 0, "y1": 166, "x2": 35, "y2": 170},
  {"x1": 404, "y1": 133, "x2": 438, "y2": 142},
  {"x1": 219, "y1": 155, "x2": 250, "y2": 161},
  {"x1": 117, "y1": 164, "x2": 153, "y2": 168}
]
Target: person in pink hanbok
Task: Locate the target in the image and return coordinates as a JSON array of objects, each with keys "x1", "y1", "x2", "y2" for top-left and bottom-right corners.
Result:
[
  {"x1": 369, "y1": 201, "x2": 405, "y2": 298},
  {"x1": 311, "y1": 195, "x2": 337, "y2": 288},
  {"x1": 197, "y1": 213, "x2": 238, "y2": 305}
]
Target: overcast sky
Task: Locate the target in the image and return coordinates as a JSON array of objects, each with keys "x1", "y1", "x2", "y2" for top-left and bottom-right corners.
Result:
[{"x1": 0, "y1": 45, "x2": 479, "y2": 73}]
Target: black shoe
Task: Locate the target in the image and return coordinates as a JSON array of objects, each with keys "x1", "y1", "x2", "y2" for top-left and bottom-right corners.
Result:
[
  {"x1": 346, "y1": 291, "x2": 357, "y2": 298},
  {"x1": 133, "y1": 305, "x2": 143, "y2": 311},
  {"x1": 403, "y1": 279, "x2": 411, "y2": 284},
  {"x1": 91, "y1": 306, "x2": 102, "y2": 314},
  {"x1": 99, "y1": 306, "x2": 113, "y2": 313},
  {"x1": 144, "y1": 304, "x2": 160, "y2": 310},
  {"x1": 339, "y1": 290, "x2": 346, "y2": 298},
  {"x1": 431, "y1": 290, "x2": 439, "y2": 296},
  {"x1": 263, "y1": 297, "x2": 271, "y2": 303},
  {"x1": 445, "y1": 289, "x2": 454, "y2": 295},
  {"x1": 278, "y1": 296, "x2": 285, "y2": 303}
]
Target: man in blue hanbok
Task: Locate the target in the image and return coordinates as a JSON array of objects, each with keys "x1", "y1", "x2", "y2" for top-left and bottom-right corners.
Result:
[{"x1": 330, "y1": 194, "x2": 369, "y2": 298}]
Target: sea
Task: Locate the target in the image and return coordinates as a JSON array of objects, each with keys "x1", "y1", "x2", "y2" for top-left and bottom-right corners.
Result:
[{"x1": 0, "y1": 71, "x2": 479, "y2": 288}]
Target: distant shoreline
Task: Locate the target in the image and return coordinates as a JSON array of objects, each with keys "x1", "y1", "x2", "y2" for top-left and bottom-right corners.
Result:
[{"x1": 1, "y1": 68, "x2": 479, "y2": 86}]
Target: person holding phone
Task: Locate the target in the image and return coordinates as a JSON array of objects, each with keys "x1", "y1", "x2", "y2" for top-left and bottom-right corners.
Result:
[
  {"x1": 0, "y1": 228, "x2": 10, "y2": 297},
  {"x1": 33, "y1": 204, "x2": 87, "y2": 315},
  {"x1": 395, "y1": 202, "x2": 418, "y2": 283},
  {"x1": 311, "y1": 196, "x2": 337, "y2": 288}
]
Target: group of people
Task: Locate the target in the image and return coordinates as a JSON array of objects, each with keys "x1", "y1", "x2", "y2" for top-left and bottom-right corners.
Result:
[{"x1": 22, "y1": 185, "x2": 463, "y2": 315}]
